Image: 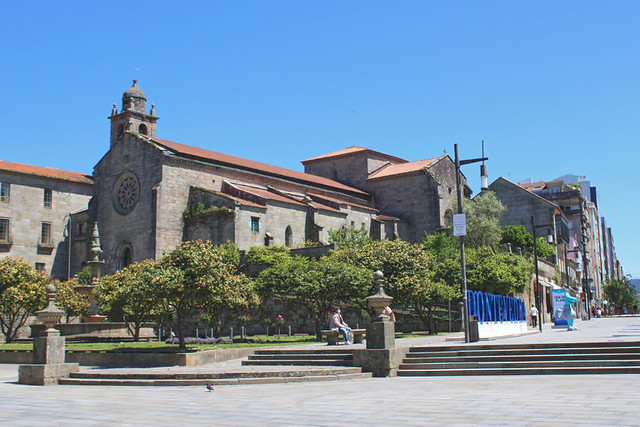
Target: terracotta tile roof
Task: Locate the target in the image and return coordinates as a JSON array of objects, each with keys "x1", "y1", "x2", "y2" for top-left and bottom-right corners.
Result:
[
  {"x1": 148, "y1": 136, "x2": 369, "y2": 197},
  {"x1": 367, "y1": 157, "x2": 442, "y2": 181},
  {"x1": 206, "y1": 188, "x2": 266, "y2": 209},
  {"x1": 310, "y1": 200, "x2": 344, "y2": 214},
  {"x1": 306, "y1": 192, "x2": 378, "y2": 212},
  {"x1": 376, "y1": 214, "x2": 399, "y2": 221},
  {"x1": 234, "y1": 185, "x2": 306, "y2": 207},
  {"x1": 0, "y1": 160, "x2": 93, "y2": 185},
  {"x1": 302, "y1": 146, "x2": 408, "y2": 164}
]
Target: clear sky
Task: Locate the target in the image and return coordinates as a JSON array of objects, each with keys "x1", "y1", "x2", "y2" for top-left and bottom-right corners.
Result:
[{"x1": 0, "y1": 1, "x2": 637, "y2": 277}]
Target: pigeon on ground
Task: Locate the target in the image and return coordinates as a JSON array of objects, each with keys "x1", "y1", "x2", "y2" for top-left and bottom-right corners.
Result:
[{"x1": 206, "y1": 381, "x2": 214, "y2": 392}]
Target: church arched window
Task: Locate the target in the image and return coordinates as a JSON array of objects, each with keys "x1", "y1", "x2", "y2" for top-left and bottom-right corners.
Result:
[
  {"x1": 116, "y1": 242, "x2": 133, "y2": 270},
  {"x1": 285, "y1": 226, "x2": 293, "y2": 248},
  {"x1": 122, "y1": 247, "x2": 133, "y2": 268},
  {"x1": 139, "y1": 124, "x2": 148, "y2": 135}
]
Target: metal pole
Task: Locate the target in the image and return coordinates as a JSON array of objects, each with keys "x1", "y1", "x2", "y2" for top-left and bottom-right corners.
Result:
[
  {"x1": 455, "y1": 144, "x2": 470, "y2": 343},
  {"x1": 531, "y1": 216, "x2": 543, "y2": 332},
  {"x1": 64, "y1": 215, "x2": 72, "y2": 281},
  {"x1": 564, "y1": 243, "x2": 570, "y2": 289},
  {"x1": 580, "y1": 203, "x2": 591, "y2": 319}
]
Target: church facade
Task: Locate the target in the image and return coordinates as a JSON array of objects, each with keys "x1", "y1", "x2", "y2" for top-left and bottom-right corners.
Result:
[{"x1": 61, "y1": 81, "x2": 466, "y2": 275}]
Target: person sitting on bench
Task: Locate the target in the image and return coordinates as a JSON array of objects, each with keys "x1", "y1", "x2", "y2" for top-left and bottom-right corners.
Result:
[{"x1": 330, "y1": 305, "x2": 351, "y2": 345}]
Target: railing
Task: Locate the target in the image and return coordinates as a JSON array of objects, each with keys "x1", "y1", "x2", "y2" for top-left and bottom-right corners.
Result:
[{"x1": 467, "y1": 290, "x2": 526, "y2": 324}]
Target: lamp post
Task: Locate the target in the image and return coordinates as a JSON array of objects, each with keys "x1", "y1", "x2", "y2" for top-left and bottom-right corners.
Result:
[
  {"x1": 63, "y1": 215, "x2": 72, "y2": 281},
  {"x1": 454, "y1": 143, "x2": 487, "y2": 343},
  {"x1": 579, "y1": 203, "x2": 592, "y2": 320},
  {"x1": 530, "y1": 215, "x2": 554, "y2": 332}
]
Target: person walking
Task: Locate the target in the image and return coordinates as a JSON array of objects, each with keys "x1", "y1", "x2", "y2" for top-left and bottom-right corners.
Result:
[{"x1": 530, "y1": 304, "x2": 539, "y2": 327}]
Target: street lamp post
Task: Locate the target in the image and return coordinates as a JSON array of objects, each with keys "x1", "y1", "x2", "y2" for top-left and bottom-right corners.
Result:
[
  {"x1": 454, "y1": 143, "x2": 488, "y2": 343},
  {"x1": 579, "y1": 203, "x2": 592, "y2": 320},
  {"x1": 530, "y1": 215, "x2": 555, "y2": 332},
  {"x1": 63, "y1": 215, "x2": 72, "y2": 281}
]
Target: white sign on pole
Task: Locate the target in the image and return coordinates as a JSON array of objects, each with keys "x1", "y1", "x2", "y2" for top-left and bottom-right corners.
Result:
[{"x1": 453, "y1": 213, "x2": 466, "y2": 236}]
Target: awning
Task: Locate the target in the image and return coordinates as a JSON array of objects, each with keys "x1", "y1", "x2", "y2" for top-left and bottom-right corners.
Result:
[{"x1": 539, "y1": 280, "x2": 562, "y2": 290}]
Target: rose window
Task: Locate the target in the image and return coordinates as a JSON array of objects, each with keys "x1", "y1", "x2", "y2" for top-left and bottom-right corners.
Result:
[
  {"x1": 112, "y1": 172, "x2": 140, "y2": 215},
  {"x1": 118, "y1": 177, "x2": 138, "y2": 211}
]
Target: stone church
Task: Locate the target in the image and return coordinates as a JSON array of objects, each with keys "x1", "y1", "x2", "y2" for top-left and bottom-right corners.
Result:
[{"x1": 61, "y1": 81, "x2": 465, "y2": 276}]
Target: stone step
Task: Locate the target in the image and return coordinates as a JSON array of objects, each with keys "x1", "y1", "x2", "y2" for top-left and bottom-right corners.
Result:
[
  {"x1": 247, "y1": 354, "x2": 352, "y2": 361},
  {"x1": 68, "y1": 367, "x2": 363, "y2": 380},
  {"x1": 406, "y1": 347, "x2": 640, "y2": 358},
  {"x1": 397, "y1": 366, "x2": 640, "y2": 376},
  {"x1": 399, "y1": 359, "x2": 640, "y2": 370},
  {"x1": 409, "y1": 341, "x2": 640, "y2": 352},
  {"x1": 59, "y1": 372, "x2": 373, "y2": 386},
  {"x1": 242, "y1": 359, "x2": 353, "y2": 366},
  {"x1": 252, "y1": 349, "x2": 353, "y2": 355},
  {"x1": 404, "y1": 352, "x2": 640, "y2": 363}
]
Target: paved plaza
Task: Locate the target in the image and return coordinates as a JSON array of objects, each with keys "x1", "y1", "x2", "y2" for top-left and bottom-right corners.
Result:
[{"x1": 2, "y1": 316, "x2": 640, "y2": 426}]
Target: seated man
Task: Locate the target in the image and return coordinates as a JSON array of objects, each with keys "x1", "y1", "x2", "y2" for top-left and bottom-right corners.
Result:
[{"x1": 330, "y1": 305, "x2": 351, "y2": 345}]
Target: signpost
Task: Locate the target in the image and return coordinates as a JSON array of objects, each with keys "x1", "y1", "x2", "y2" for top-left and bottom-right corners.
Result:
[{"x1": 453, "y1": 214, "x2": 466, "y2": 236}]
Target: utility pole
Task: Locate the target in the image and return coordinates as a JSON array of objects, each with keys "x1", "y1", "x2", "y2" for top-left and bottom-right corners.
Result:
[{"x1": 454, "y1": 143, "x2": 488, "y2": 343}]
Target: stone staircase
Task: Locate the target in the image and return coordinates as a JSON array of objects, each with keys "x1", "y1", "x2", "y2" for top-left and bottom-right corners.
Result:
[
  {"x1": 397, "y1": 341, "x2": 640, "y2": 376},
  {"x1": 59, "y1": 348, "x2": 371, "y2": 386},
  {"x1": 242, "y1": 348, "x2": 354, "y2": 367}
]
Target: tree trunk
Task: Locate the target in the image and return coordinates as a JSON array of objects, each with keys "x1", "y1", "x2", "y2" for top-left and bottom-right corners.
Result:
[
  {"x1": 0, "y1": 312, "x2": 27, "y2": 343},
  {"x1": 176, "y1": 314, "x2": 187, "y2": 350},
  {"x1": 133, "y1": 319, "x2": 141, "y2": 342},
  {"x1": 315, "y1": 317, "x2": 323, "y2": 341}
]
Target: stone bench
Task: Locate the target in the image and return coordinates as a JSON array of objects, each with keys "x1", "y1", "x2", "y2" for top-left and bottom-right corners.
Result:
[{"x1": 321, "y1": 329, "x2": 366, "y2": 345}]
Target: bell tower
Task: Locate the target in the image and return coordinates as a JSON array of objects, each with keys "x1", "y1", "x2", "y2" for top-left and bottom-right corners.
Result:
[{"x1": 108, "y1": 80, "x2": 158, "y2": 147}]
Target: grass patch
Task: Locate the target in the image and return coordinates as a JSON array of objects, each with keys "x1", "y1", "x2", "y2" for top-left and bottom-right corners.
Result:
[{"x1": 0, "y1": 335, "x2": 319, "y2": 352}]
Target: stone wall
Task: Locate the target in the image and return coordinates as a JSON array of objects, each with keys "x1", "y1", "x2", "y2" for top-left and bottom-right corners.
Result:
[
  {"x1": 489, "y1": 177, "x2": 557, "y2": 236},
  {"x1": 92, "y1": 133, "x2": 163, "y2": 274},
  {"x1": 368, "y1": 172, "x2": 439, "y2": 241},
  {"x1": 303, "y1": 151, "x2": 398, "y2": 192},
  {"x1": 0, "y1": 171, "x2": 91, "y2": 279}
]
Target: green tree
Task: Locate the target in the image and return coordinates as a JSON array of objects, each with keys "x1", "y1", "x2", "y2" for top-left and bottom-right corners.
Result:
[
  {"x1": 246, "y1": 245, "x2": 291, "y2": 266},
  {"x1": 328, "y1": 226, "x2": 372, "y2": 249},
  {"x1": 447, "y1": 191, "x2": 506, "y2": 248},
  {"x1": 500, "y1": 225, "x2": 555, "y2": 258},
  {"x1": 256, "y1": 255, "x2": 372, "y2": 340},
  {"x1": 96, "y1": 259, "x2": 172, "y2": 341},
  {"x1": 201, "y1": 271, "x2": 259, "y2": 337},
  {"x1": 75, "y1": 265, "x2": 93, "y2": 287},
  {"x1": 466, "y1": 246, "x2": 532, "y2": 295},
  {"x1": 604, "y1": 278, "x2": 638, "y2": 313},
  {"x1": 500, "y1": 225, "x2": 533, "y2": 252},
  {"x1": 423, "y1": 232, "x2": 459, "y2": 258},
  {"x1": 216, "y1": 240, "x2": 241, "y2": 267},
  {"x1": 160, "y1": 240, "x2": 258, "y2": 348},
  {"x1": 0, "y1": 258, "x2": 48, "y2": 342},
  {"x1": 424, "y1": 241, "x2": 532, "y2": 297},
  {"x1": 55, "y1": 279, "x2": 90, "y2": 323},
  {"x1": 331, "y1": 240, "x2": 459, "y2": 333}
]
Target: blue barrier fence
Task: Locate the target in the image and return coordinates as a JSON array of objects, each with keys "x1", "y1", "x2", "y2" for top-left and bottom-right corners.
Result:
[{"x1": 467, "y1": 290, "x2": 526, "y2": 324}]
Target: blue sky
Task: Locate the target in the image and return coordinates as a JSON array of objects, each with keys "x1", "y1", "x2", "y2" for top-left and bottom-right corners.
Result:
[{"x1": 0, "y1": 1, "x2": 638, "y2": 277}]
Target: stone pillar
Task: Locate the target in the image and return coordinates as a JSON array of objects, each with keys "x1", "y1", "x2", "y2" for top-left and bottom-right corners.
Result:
[
  {"x1": 18, "y1": 283, "x2": 79, "y2": 385},
  {"x1": 75, "y1": 222, "x2": 106, "y2": 323},
  {"x1": 352, "y1": 271, "x2": 408, "y2": 377},
  {"x1": 365, "y1": 271, "x2": 395, "y2": 349}
]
